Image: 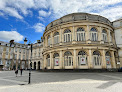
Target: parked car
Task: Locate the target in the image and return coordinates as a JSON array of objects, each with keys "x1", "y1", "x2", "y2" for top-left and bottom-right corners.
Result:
[{"x1": 118, "y1": 67, "x2": 122, "y2": 72}]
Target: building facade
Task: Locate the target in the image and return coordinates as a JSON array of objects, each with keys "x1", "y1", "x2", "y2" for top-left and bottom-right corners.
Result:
[
  {"x1": 0, "y1": 41, "x2": 29, "y2": 70},
  {"x1": 42, "y1": 13, "x2": 118, "y2": 70},
  {"x1": 31, "y1": 40, "x2": 43, "y2": 70},
  {"x1": 113, "y1": 18, "x2": 122, "y2": 68}
]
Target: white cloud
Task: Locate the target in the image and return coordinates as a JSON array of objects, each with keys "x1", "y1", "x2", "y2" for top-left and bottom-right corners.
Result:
[
  {"x1": 39, "y1": 10, "x2": 51, "y2": 17},
  {"x1": 48, "y1": 0, "x2": 122, "y2": 21},
  {"x1": 33, "y1": 23, "x2": 45, "y2": 33},
  {"x1": 0, "y1": 31, "x2": 24, "y2": 42},
  {"x1": 0, "y1": 0, "x2": 122, "y2": 21}
]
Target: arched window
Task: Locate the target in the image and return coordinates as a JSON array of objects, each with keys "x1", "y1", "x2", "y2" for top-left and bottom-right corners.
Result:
[
  {"x1": 64, "y1": 51, "x2": 73, "y2": 66},
  {"x1": 90, "y1": 27, "x2": 98, "y2": 41},
  {"x1": 53, "y1": 53, "x2": 59, "y2": 66},
  {"x1": 64, "y1": 29, "x2": 72, "y2": 42},
  {"x1": 102, "y1": 29, "x2": 107, "y2": 42},
  {"x1": 47, "y1": 54, "x2": 50, "y2": 66},
  {"x1": 105, "y1": 51, "x2": 111, "y2": 66},
  {"x1": 77, "y1": 27, "x2": 85, "y2": 41},
  {"x1": 54, "y1": 32, "x2": 59, "y2": 44},
  {"x1": 47, "y1": 35, "x2": 51, "y2": 46},
  {"x1": 78, "y1": 51, "x2": 87, "y2": 65},
  {"x1": 93, "y1": 51, "x2": 101, "y2": 66}
]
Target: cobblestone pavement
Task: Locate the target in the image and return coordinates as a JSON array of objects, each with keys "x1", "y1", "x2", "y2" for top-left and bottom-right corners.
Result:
[{"x1": 0, "y1": 71, "x2": 122, "y2": 92}]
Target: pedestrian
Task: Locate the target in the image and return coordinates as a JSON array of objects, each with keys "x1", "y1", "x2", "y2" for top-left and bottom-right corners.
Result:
[
  {"x1": 20, "y1": 68, "x2": 23, "y2": 76},
  {"x1": 15, "y1": 69, "x2": 18, "y2": 77}
]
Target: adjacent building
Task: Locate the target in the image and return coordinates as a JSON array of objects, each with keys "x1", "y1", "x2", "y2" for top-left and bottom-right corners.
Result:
[
  {"x1": 113, "y1": 18, "x2": 122, "y2": 68},
  {"x1": 0, "y1": 41, "x2": 29, "y2": 70}
]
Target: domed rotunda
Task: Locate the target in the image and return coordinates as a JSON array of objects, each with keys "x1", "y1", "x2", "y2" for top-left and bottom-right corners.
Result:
[{"x1": 42, "y1": 13, "x2": 117, "y2": 70}]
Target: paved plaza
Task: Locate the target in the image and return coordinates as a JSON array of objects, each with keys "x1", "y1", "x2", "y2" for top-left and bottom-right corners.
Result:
[{"x1": 0, "y1": 71, "x2": 122, "y2": 92}]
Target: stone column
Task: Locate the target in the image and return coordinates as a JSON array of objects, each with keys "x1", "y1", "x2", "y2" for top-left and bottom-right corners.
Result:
[
  {"x1": 50, "y1": 52, "x2": 52, "y2": 69},
  {"x1": 62, "y1": 54, "x2": 64, "y2": 69},
  {"x1": 73, "y1": 49, "x2": 77, "y2": 69},
  {"x1": 86, "y1": 25, "x2": 91, "y2": 44},
  {"x1": 45, "y1": 37, "x2": 47, "y2": 47},
  {"x1": 88, "y1": 49, "x2": 92, "y2": 68},
  {"x1": 60, "y1": 50, "x2": 63, "y2": 69},
  {"x1": 51, "y1": 32, "x2": 53, "y2": 47},
  {"x1": 111, "y1": 51, "x2": 116, "y2": 68},
  {"x1": 86, "y1": 25, "x2": 90, "y2": 40},
  {"x1": 43, "y1": 55, "x2": 47, "y2": 69},
  {"x1": 72, "y1": 26, "x2": 75, "y2": 41},
  {"x1": 108, "y1": 29, "x2": 111, "y2": 43},
  {"x1": 99, "y1": 27, "x2": 102, "y2": 42},
  {"x1": 60, "y1": 28, "x2": 62, "y2": 45},
  {"x1": 52, "y1": 53, "x2": 54, "y2": 69},
  {"x1": 102, "y1": 50, "x2": 106, "y2": 69}
]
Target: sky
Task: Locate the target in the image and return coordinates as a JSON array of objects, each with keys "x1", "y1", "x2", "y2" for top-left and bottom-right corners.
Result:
[{"x1": 0, "y1": 0, "x2": 122, "y2": 44}]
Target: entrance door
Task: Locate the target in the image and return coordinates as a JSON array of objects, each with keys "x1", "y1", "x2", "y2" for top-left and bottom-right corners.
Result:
[
  {"x1": 38, "y1": 61, "x2": 40, "y2": 70},
  {"x1": 34, "y1": 62, "x2": 36, "y2": 70}
]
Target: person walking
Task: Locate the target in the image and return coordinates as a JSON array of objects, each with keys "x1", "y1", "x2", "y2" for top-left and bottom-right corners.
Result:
[
  {"x1": 15, "y1": 69, "x2": 18, "y2": 77},
  {"x1": 20, "y1": 68, "x2": 23, "y2": 76}
]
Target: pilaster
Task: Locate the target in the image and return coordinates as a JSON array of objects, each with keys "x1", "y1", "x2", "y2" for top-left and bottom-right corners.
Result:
[
  {"x1": 111, "y1": 51, "x2": 116, "y2": 68},
  {"x1": 73, "y1": 49, "x2": 77, "y2": 69},
  {"x1": 88, "y1": 49, "x2": 92, "y2": 68},
  {"x1": 60, "y1": 50, "x2": 63, "y2": 69},
  {"x1": 102, "y1": 50, "x2": 106, "y2": 69}
]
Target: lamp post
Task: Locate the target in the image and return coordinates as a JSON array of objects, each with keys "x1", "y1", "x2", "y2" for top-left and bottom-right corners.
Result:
[
  {"x1": 28, "y1": 43, "x2": 32, "y2": 84},
  {"x1": 26, "y1": 37, "x2": 33, "y2": 84}
]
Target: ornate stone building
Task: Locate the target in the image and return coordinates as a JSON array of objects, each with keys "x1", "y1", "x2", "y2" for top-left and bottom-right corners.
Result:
[
  {"x1": 113, "y1": 18, "x2": 122, "y2": 68},
  {"x1": 42, "y1": 13, "x2": 118, "y2": 70},
  {"x1": 30, "y1": 40, "x2": 43, "y2": 70},
  {"x1": 0, "y1": 41, "x2": 29, "y2": 70}
]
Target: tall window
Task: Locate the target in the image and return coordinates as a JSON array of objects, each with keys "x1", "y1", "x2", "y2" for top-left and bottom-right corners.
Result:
[
  {"x1": 102, "y1": 29, "x2": 107, "y2": 42},
  {"x1": 77, "y1": 28, "x2": 85, "y2": 41},
  {"x1": 64, "y1": 29, "x2": 72, "y2": 42},
  {"x1": 54, "y1": 32, "x2": 59, "y2": 44},
  {"x1": 47, "y1": 54, "x2": 50, "y2": 66},
  {"x1": 48, "y1": 35, "x2": 51, "y2": 46},
  {"x1": 93, "y1": 51, "x2": 101, "y2": 66},
  {"x1": 105, "y1": 51, "x2": 111, "y2": 66},
  {"x1": 90, "y1": 27, "x2": 98, "y2": 41},
  {"x1": 53, "y1": 53, "x2": 59, "y2": 66},
  {"x1": 64, "y1": 51, "x2": 73, "y2": 66},
  {"x1": 78, "y1": 51, "x2": 87, "y2": 65}
]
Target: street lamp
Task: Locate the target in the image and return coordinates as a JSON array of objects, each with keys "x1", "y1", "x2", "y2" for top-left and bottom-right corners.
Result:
[
  {"x1": 28, "y1": 43, "x2": 32, "y2": 84},
  {"x1": 25, "y1": 38, "x2": 33, "y2": 84}
]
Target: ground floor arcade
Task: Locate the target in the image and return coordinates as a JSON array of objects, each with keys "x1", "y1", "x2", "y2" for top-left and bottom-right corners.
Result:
[{"x1": 42, "y1": 49, "x2": 118, "y2": 70}]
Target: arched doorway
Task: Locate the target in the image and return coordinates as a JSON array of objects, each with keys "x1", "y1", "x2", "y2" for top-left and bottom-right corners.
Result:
[
  {"x1": 38, "y1": 61, "x2": 40, "y2": 70},
  {"x1": 64, "y1": 51, "x2": 73, "y2": 67},
  {"x1": 78, "y1": 51, "x2": 87, "y2": 66},
  {"x1": 53, "y1": 53, "x2": 59, "y2": 66},
  {"x1": 93, "y1": 51, "x2": 101, "y2": 68},
  {"x1": 34, "y1": 62, "x2": 36, "y2": 70}
]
